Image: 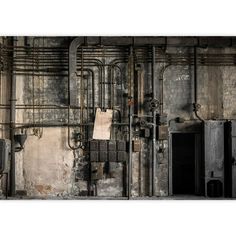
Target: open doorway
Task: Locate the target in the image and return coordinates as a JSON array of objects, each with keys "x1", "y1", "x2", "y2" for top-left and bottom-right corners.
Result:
[{"x1": 170, "y1": 133, "x2": 201, "y2": 195}]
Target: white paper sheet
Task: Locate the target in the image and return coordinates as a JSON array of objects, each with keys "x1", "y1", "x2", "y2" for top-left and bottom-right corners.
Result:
[{"x1": 92, "y1": 108, "x2": 113, "y2": 140}]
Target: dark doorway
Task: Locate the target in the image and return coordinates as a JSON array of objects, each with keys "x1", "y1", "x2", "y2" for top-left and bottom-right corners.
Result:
[{"x1": 172, "y1": 133, "x2": 196, "y2": 195}]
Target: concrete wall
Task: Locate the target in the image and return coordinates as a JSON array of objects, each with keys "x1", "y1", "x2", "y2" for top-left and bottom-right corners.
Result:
[{"x1": 1, "y1": 37, "x2": 236, "y2": 198}]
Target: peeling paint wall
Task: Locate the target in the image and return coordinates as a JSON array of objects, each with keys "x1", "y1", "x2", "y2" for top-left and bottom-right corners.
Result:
[{"x1": 23, "y1": 128, "x2": 74, "y2": 197}]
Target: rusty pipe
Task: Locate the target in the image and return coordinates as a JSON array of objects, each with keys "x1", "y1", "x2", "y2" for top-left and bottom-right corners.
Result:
[
  {"x1": 67, "y1": 37, "x2": 84, "y2": 150},
  {"x1": 193, "y1": 46, "x2": 204, "y2": 122},
  {"x1": 9, "y1": 37, "x2": 17, "y2": 196}
]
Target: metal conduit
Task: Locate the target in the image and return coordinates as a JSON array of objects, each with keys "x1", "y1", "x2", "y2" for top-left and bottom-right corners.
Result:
[
  {"x1": 9, "y1": 37, "x2": 16, "y2": 196},
  {"x1": 67, "y1": 37, "x2": 83, "y2": 150},
  {"x1": 128, "y1": 46, "x2": 134, "y2": 199},
  {"x1": 193, "y1": 46, "x2": 204, "y2": 122},
  {"x1": 151, "y1": 46, "x2": 157, "y2": 196}
]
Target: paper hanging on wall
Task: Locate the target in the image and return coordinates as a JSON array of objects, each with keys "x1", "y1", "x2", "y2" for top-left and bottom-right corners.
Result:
[{"x1": 92, "y1": 108, "x2": 113, "y2": 140}]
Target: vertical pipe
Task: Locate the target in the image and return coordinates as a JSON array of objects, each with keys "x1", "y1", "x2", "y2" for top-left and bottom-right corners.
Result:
[
  {"x1": 128, "y1": 46, "x2": 134, "y2": 199},
  {"x1": 138, "y1": 68, "x2": 144, "y2": 196},
  {"x1": 110, "y1": 66, "x2": 114, "y2": 109},
  {"x1": 67, "y1": 37, "x2": 82, "y2": 150},
  {"x1": 90, "y1": 70, "x2": 95, "y2": 117},
  {"x1": 194, "y1": 46, "x2": 197, "y2": 105},
  {"x1": 99, "y1": 66, "x2": 103, "y2": 108},
  {"x1": 102, "y1": 48, "x2": 105, "y2": 109},
  {"x1": 68, "y1": 37, "x2": 84, "y2": 105},
  {"x1": 193, "y1": 46, "x2": 204, "y2": 121},
  {"x1": 9, "y1": 37, "x2": 16, "y2": 196},
  {"x1": 152, "y1": 46, "x2": 157, "y2": 196},
  {"x1": 128, "y1": 107, "x2": 132, "y2": 199},
  {"x1": 80, "y1": 47, "x2": 84, "y2": 135}
]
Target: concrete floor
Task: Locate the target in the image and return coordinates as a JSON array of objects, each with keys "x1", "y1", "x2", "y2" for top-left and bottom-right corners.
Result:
[{"x1": 0, "y1": 195, "x2": 232, "y2": 200}]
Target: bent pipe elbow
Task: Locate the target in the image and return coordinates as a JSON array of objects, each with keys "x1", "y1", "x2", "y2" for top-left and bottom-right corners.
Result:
[{"x1": 69, "y1": 37, "x2": 84, "y2": 106}]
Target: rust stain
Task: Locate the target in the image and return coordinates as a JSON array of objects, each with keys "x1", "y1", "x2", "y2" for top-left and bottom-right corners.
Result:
[{"x1": 35, "y1": 184, "x2": 52, "y2": 194}]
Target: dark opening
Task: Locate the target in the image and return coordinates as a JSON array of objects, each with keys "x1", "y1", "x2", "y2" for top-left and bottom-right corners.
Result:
[{"x1": 172, "y1": 133, "x2": 195, "y2": 195}]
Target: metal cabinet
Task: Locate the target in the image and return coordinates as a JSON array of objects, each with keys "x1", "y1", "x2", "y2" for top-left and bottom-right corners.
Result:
[{"x1": 204, "y1": 121, "x2": 225, "y2": 197}]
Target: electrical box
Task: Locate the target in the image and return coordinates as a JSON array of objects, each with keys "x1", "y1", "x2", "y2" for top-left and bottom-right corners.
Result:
[
  {"x1": 157, "y1": 113, "x2": 167, "y2": 125},
  {"x1": 0, "y1": 139, "x2": 11, "y2": 173},
  {"x1": 140, "y1": 128, "x2": 150, "y2": 138},
  {"x1": 89, "y1": 140, "x2": 127, "y2": 163},
  {"x1": 117, "y1": 151, "x2": 127, "y2": 162},
  {"x1": 117, "y1": 140, "x2": 126, "y2": 151},
  {"x1": 157, "y1": 125, "x2": 168, "y2": 140},
  {"x1": 99, "y1": 151, "x2": 108, "y2": 162},
  {"x1": 90, "y1": 151, "x2": 99, "y2": 162},
  {"x1": 132, "y1": 140, "x2": 141, "y2": 152},
  {"x1": 99, "y1": 140, "x2": 107, "y2": 151},
  {"x1": 108, "y1": 151, "x2": 117, "y2": 162},
  {"x1": 108, "y1": 141, "x2": 116, "y2": 151},
  {"x1": 90, "y1": 140, "x2": 99, "y2": 151}
]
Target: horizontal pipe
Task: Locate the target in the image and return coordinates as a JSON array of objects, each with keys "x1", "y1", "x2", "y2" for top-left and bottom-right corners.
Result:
[{"x1": 0, "y1": 122, "x2": 129, "y2": 128}]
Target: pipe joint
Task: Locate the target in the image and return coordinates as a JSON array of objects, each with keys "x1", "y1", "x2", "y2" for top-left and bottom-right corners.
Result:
[{"x1": 193, "y1": 103, "x2": 201, "y2": 112}]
